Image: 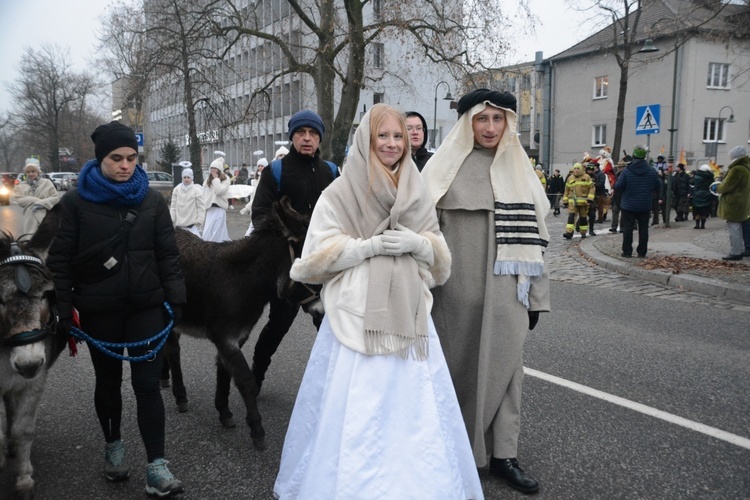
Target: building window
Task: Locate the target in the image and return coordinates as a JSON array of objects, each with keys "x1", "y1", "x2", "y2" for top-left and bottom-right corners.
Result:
[
  {"x1": 703, "y1": 117, "x2": 728, "y2": 142},
  {"x1": 373, "y1": 92, "x2": 384, "y2": 105},
  {"x1": 373, "y1": 0, "x2": 382, "y2": 20},
  {"x1": 373, "y1": 43, "x2": 384, "y2": 69},
  {"x1": 594, "y1": 76, "x2": 608, "y2": 99},
  {"x1": 707, "y1": 63, "x2": 729, "y2": 89},
  {"x1": 593, "y1": 125, "x2": 606, "y2": 146}
]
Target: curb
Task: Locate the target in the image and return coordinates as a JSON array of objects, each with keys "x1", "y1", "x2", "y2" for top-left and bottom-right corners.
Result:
[{"x1": 578, "y1": 237, "x2": 750, "y2": 304}]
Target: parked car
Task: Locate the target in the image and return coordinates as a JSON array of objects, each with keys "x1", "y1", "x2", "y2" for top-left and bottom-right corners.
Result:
[
  {"x1": 48, "y1": 172, "x2": 77, "y2": 190},
  {"x1": 0, "y1": 172, "x2": 17, "y2": 205},
  {"x1": 147, "y1": 171, "x2": 174, "y2": 199}
]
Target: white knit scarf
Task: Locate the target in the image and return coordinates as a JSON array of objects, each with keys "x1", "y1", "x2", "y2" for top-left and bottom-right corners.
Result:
[
  {"x1": 324, "y1": 107, "x2": 441, "y2": 359},
  {"x1": 422, "y1": 102, "x2": 549, "y2": 307}
]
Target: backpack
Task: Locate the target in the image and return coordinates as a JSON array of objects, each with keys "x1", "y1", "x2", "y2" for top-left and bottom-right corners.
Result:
[{"x1": 270, "y1": 158, "x2": 338, "y2": 192}]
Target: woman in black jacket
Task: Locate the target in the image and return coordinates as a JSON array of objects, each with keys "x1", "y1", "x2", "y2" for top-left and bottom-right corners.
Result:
[{"x1": 47, "y1": 121, "x2": 186, "y2": 497}]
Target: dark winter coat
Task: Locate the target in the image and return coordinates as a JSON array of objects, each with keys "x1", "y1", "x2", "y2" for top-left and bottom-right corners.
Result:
[
  {"x1": 251, "y1": 145, "x2": 338, "y2": 224},
  {"x1": 672, "y1": 171, "x2": 691, "y2": 199},
  {"x1": 717, "y1": 155, "x2": 750, "y2": 222},
  {"x1": 547, "y1": 174, "x2": 565, "y2": 195},
  {"x1": 614, "y1": 158, "x2": 661, "y2": 213},
  {"x1": 690, "y1": 170, "x2": 714, "y2": 209},
  {"x1": 47, "y1": 188, "x2": 186, "y2": 318},
  {"x1": 407, "y1": 111, "x2": 433, "y2": 171}
]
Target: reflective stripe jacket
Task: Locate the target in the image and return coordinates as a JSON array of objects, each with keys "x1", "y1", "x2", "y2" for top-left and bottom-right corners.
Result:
[{"x1": 563, "y1": 173, "x2": 595, "y2": 206}]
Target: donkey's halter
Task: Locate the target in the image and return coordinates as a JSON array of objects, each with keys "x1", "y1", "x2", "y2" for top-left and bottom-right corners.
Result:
[
  {"x1": 284, "y1": 242, "x2": 319, "y2": 306},
  {"x1": 1, "y1": 242, "x2": 57, "y2": 347}
]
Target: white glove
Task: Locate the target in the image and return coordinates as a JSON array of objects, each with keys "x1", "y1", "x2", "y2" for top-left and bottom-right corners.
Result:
[
  {"x1": 381, "y1": 225, "x2": 426, "y2": 256},
  {"x1": 370, "y1": 234, "x2": 386, "y2": 256}
]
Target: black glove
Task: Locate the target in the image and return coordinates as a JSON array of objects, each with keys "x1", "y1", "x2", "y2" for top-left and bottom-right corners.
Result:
[
  {"x1": 528, "y1": 311, "x2": 540, "y2": 331},
  {"x1": 57, "y1": 316, "x2": 73, "y2": 336}
]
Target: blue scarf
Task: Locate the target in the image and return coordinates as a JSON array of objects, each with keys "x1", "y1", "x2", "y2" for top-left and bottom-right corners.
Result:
[{"x1": 77, "y1": 159, "x2": 149, "y2": 207}]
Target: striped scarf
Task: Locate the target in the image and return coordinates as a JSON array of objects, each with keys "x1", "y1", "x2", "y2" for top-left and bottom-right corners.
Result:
[{"x1": 423, "y1": 102, "x2": 549, "y2": 306}]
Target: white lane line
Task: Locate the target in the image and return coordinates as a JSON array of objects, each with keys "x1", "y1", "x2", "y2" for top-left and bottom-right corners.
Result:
[{"x1": 525, "y1": 367, "x2": 750, "y2": 451}]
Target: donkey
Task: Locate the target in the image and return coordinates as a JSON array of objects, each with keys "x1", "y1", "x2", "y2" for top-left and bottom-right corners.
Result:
[
  {"x1": 170, "y1": 197, "x2": 323, "y2": 450},
  {"x1": 0, "y1": 206, "x2": 66, "y2": 499}
]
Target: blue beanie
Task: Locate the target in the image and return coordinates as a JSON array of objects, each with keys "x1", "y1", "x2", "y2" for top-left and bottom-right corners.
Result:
[{"x1": 288, "y1": 110, "x2": 325, "y2": 140}]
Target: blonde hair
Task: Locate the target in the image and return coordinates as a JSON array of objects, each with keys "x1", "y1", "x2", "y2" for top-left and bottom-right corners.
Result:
[{"x1": 368, "y1": 104, "x2": 409, "y2": 187}]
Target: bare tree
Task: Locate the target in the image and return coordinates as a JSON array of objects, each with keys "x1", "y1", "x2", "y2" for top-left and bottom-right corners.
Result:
[
  {"x1": 7, "y1": 44, "x2": 101, "y2": 171},
  {"x1": 216, "y1": 0, "x2": 533, "y2": 165},
  {"x1": 99, "y1": 0, "x2": 255, "y2": 184}
]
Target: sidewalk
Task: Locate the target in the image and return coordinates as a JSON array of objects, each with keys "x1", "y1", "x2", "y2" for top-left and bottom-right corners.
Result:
[{"x1": 578, "y1": 218, "x2": 750, "y2": 304}]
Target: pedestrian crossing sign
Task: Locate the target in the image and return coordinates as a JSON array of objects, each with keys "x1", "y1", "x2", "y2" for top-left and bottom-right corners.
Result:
[{"x1": 635, "y1": 105, "x2": 660, "y2": 135}]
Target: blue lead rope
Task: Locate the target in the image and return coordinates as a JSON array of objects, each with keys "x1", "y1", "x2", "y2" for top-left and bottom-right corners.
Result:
[{"x1": 69, "y1": 302, "x2": 175, "y2": 362}]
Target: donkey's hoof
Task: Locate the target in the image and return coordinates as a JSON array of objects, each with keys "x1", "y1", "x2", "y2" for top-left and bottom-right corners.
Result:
[
  {"x1": 177, "y1": 400, "x2": 189, "y2": 413},
  {"x1": 251, "y1": 435, "x2": 267, "y2": 450},
  {"x1": 220, "y1": 416, "x2": 236, "y2": 428}
]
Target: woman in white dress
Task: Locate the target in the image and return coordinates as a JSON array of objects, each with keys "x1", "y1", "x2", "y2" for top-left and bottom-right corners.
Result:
[
  {"x1": 274, "y1": 104, "x2": 484, "y2": 500},
  {"x1": 202, "y1": 156, "x2": 231, "y2": 242},
  {"x1": 170, "y1": 163, "x2": 205, "y2": 237}
]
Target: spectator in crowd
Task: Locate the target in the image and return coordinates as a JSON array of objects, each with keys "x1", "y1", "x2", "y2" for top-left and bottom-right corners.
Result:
[
  {"x1": 547, "y1": 168, "x2": 565, "y2": 216},
  {"x1": 423, "y1": 89, "x2": 549, "y2": 494},
  {"x1": 12, "y1": 157, "x2": 59, "y2": 235},
  {"x1": 672, "y1": 163, "x2": 691, "y2": 222},
  {"x1": 614, "y1": 144, "x2": 661, "y2": 258},
  {"x1": 250, "y1": 110, "x2": 338, "y2": 392},
  {"x1": 651, "y1": 169, "x2": 667, "y2": 225},
  {"x1": 563, "y1": 163, "x2": 594, "y2": 239},
  {"x1": 274, "y1": 103, "x2": 482, "y2": 499},
  {"x1": 715, "y1": 146, "x2": 750, "y2": 260},
  {"x1": 690, "y1": 164, "x2": 714, "y2": 230},
  {"x1": 608, "y1": 159, "x2": 627, "y2": 233},
  {"x1": 405, "y1": 111, "x2": 433, "y2": 171},
  {"x1": 46, "y1": 121, "x2": 185, "y2": 496},
  {"x1": 170, "y1": 162, "x2": 205, "y2": 237}
]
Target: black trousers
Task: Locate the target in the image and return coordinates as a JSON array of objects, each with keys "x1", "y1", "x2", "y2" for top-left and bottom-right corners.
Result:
[
  {"x1": 82, "y1": 305, "x2": 167, "y2": 463},
  {"x1": 252, "y1": 297, "x2": 322, "y2": 380},
  {"x1": 621, "y1": 210, "x2": 651, "y2": 257}
]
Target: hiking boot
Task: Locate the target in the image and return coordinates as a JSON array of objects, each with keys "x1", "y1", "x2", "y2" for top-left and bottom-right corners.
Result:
[
  {"x1": 562, "y1": 232, "x2": 573, "y2": 240},
  {"x1": 145, "y1": 458, "x2": 184, "y2": 497},
  {"x1": 104, "y1": 440, "x2": 130, "y2": 482}
]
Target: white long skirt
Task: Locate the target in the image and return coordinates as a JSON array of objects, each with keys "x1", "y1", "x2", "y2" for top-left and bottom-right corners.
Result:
[
  {"x1": 274, "y1": 316, "x2": 484, "y2": 500},
  {"x1": 202, "y1": 206, "x2": 230, "y2": 242}
]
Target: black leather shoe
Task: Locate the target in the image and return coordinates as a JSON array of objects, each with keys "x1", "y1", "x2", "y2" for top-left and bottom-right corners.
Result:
[
  {"x1": 722, "y1": 254, "x2": 743, "y2": 261},
  {"x1": 608, "y1": 228, "x2": 618, "y2": 233},
  {"x1": 621, "y1": 253, "x2": 632, "y2": 258},
  {"x1": 490, "y1": 457, "x2": 539, "y2": 494},
  {"x1": 563, "y1": 232, "x2": 573, "y2": 239}
]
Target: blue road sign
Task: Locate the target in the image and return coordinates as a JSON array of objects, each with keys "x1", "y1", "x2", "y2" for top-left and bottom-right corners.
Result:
[
  {"x1": 635, "y1": 105, "x2": 660, "y2": 135},
  {"x1": 135, "y1": 133, "x2": 144, "y2": 147}
]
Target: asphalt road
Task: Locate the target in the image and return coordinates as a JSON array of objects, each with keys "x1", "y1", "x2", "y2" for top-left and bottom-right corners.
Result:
[{"x1": 1, "y1": 203, "x2": 748, "y2": 499}]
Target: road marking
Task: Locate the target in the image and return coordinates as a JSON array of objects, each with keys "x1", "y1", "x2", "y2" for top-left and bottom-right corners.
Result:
[{"x1": 525, "y1": 368, "x2": 750, "y2": 450}]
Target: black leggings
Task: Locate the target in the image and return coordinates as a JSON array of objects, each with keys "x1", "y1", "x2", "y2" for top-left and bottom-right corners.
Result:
[{"x1": 82, "y1": 306, "x2": 167, "y2": 463}]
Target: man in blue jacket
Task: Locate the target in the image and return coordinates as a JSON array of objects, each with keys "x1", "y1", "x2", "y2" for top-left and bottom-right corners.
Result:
[{"x1": 614, "y1": 144, "x2": 662, "y2": 257}]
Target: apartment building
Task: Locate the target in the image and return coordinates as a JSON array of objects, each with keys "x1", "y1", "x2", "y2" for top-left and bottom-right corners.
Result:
[{"x1": 139, "y1": 0, "x2": 460, "y2": 170}]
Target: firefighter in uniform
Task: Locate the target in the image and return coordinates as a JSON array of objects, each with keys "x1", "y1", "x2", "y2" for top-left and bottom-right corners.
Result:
[{"x1": 563, "y1": 163, "x2": 595, "y2": 239}]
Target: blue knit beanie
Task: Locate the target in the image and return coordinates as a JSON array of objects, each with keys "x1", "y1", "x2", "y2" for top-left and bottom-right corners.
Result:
[{"x1": 288, "y1": 110, "x2": 325, "y2": 140}]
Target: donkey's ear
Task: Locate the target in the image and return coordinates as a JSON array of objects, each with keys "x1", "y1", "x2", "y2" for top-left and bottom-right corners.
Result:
[
  {"x1": 27, "y1": 203, "x2": 61, "y2": 259},
  {"x1": 274, "y1": 196, "x2": 309, "y2": 243}
]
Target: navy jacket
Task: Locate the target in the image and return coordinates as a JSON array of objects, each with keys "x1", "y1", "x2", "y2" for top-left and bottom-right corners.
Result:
[{"x1": 614, "y1": 159, "x2": 661, "y2": 212}]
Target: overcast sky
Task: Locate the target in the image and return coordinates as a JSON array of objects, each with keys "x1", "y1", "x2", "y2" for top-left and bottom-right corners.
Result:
[{"x1": 0, "y1": 0, "x2": 594, "y2": 115}]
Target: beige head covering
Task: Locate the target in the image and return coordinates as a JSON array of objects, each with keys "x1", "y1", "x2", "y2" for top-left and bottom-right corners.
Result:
[{"x1": 422, "y1": 100, "x2": 549, "y2": 306}]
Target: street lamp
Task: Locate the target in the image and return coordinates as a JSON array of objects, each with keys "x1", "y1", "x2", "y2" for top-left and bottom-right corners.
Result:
[
  {"x1": 714, "y1": 105, "x2": 735, "y2": 160},
  {"x1": 432, "y1": 81, "x2": 453, "y2": 150}
]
